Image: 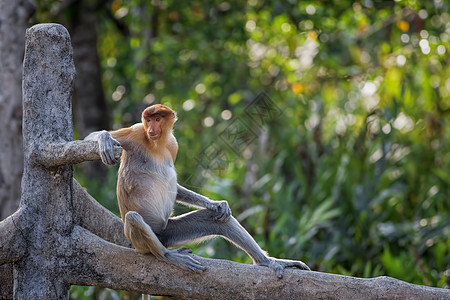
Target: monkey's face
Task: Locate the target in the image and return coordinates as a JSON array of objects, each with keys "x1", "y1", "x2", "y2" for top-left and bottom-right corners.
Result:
[{"x1": 142, "y1": 105, "x2": 177, "y2": 141}]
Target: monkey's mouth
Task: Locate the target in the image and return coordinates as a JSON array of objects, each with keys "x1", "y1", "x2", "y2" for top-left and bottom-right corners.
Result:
[{"x1": 149, "y1": 134, "x2": 160, "y2": 140}]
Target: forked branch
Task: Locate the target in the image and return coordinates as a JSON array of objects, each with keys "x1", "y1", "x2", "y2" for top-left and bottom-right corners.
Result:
[{"x1": 36, "y1": 141, "x2": 122, "y2": 168}]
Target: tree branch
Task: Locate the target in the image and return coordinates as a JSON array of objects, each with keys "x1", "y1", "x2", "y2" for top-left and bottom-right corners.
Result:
[
  {"x1": 0, "y1": 209, "x2": 27, "y2": 299},
  {"x1": 68, "y1": 225, "x2": 450, "y2": 300},
  {"x1": 0, "y1": 208, "x2": 27, "y2": 264},
  {"x1": 72, "y1": 179, "x2": 131, "y2": 248},
  {"x1": 36, "y1": 140, "x2": 122, "y2": 167}
]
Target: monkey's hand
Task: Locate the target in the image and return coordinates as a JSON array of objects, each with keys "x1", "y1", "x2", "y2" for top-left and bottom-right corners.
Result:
[
  {"x1": 206, "y1": 200, "x2": 232, "y2": 222},
  {"x1": 98, "y1": 130, "x2": 121, "y2": 165},
  {"x1": 258, "y1": 257, "x2": 311, "y2": 279}
]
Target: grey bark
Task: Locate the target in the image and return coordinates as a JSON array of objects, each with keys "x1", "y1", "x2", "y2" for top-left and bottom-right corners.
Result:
[
  {"x1": 70, "y1": 5, "x2": 109, "y2": 138},
  {"x1": 0, "y1": 0, "x2": 35, "y2": 220},
  {"x1": 0, "y1": 23, "x2": 449, "y2": 299}
]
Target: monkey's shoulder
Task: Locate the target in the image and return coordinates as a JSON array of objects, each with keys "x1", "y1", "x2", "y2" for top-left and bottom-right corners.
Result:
[{"x1": 118, "y1": 152, "x2": 175, "y2": 194}]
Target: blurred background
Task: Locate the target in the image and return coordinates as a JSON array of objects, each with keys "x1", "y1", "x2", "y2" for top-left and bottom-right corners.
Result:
[{"x1": 1, "y1": 0, "x2": 449, "y2": 298}]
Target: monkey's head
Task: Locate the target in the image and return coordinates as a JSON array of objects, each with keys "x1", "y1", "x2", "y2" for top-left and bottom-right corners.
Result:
[{"x1": 142, "y1": 104, "x2": 177, "y2": 141}]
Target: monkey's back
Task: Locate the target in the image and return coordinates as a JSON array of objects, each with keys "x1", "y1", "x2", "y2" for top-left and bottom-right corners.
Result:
[{"x1": 117, "y1": 142, "x2": 177, "y2": 234}]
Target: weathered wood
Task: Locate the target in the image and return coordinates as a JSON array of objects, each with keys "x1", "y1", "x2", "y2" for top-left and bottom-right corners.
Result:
[
  {"x1": 0, "y1": 209, "x2": 26, "y2": 265},
  {"x1": 68, "y1": 225, "x2": 450, "y2": 300},
  {"x1": 73, "y1": 179, "x2": 131, "y2": 248},
  {"x1": 38, "y1": 140, "x2": 122, "y2": 167},
  {"x1": 17, "y1": 23, "x2": 77, "y2": 299},
  {"x1": 0, "y1": 264, "x2": 13, "y2": 300}
]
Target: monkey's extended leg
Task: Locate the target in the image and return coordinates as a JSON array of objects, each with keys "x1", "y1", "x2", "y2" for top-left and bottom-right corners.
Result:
[
  {"x1": 158, "y1": 209, "x2": 310, "y2": 278},
  {"x1": 124, "y1": 211, "x2": 206, "y2": 272}
]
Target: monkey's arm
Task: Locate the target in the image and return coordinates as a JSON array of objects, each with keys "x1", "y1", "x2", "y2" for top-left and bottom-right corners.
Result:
[
  {"x1": 176, "y1": 184, "x2": 231, "y2": 222},
  {"x1": 84, "y1": 130, "x2": 121, "y2": 165}
]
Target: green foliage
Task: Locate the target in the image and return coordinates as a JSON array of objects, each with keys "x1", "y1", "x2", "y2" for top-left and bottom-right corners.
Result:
[{"x1": 35, "y1": 0, "x2": 450, "y2": 295}]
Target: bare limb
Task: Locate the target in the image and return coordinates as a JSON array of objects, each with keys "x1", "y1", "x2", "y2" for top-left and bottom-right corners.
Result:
[
  {"x1": 68, "y1": 226, "x2": 450, "y2": 300},
  {"x1": 0, "y1": 208, "x2": 27, "y2": 264},
  {"x1": 72, "y1": 179, "x2": 131, "y2": 248},
  {"x1": 36, "y1": 140, "x2": 122, "y2": 168}
]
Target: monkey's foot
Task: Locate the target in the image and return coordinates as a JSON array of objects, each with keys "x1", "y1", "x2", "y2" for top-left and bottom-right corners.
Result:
[
  {"x1": 164, "y1": 249, "x2": 206, "y2": 273},
  {"x1": 258, "y1": 257, "x2": 310, "y2": 279}
]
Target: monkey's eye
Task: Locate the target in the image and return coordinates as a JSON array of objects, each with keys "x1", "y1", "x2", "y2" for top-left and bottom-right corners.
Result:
[
  {"x1": 156, "y1": 117, "x2": 161, "y2": 122},
  {"x1": 147, "y1": 119, "x2": 151, "y2": 122}
]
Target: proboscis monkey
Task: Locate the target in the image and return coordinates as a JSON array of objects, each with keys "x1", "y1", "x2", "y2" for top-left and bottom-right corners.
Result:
[{"x1": 85, "y1": 104, "x2": 310, "y2": 278}]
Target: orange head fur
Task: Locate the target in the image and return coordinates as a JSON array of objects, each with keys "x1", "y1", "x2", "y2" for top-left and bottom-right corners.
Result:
[{"x1": 142, "y1": 104, "x2": 177, "y2": 141}]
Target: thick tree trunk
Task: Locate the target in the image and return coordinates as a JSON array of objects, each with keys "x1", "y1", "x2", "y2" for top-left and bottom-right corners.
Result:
[
  {"x1": 0, "y1": 264, "x2": 13, "y2": 299},
  {"x1": 0, "y1": 0, "x2": 35, "y2": 220}
]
